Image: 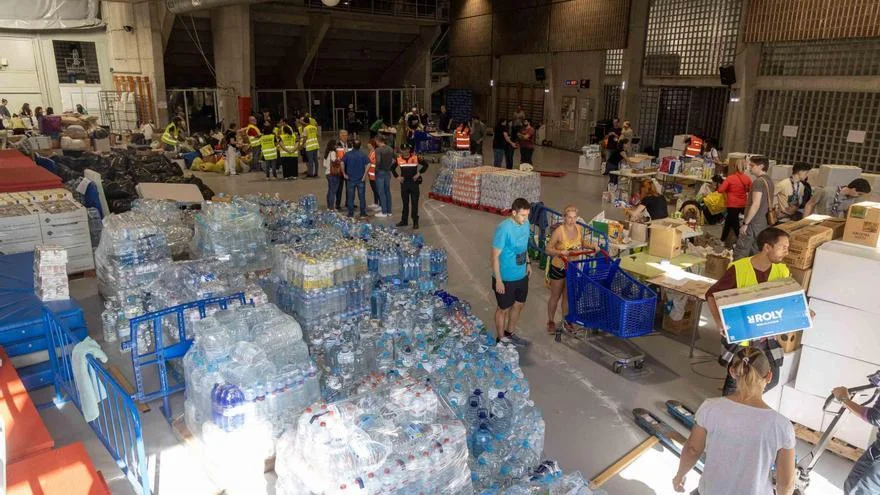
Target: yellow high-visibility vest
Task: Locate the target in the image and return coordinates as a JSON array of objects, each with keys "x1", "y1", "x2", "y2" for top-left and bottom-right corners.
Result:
[
  {"x1": 260, "y1": 134, "x2": 278, "y2": 160},
  {"x1": 280, "y1": 132, "x2": 297, "y2": 158},
  {"x1": 304, "y1": 124, "x2": 319, "y2": 151},
  {"x1": 161, "y1": 122, "x2": 179, "y2": 146},
  {"x1": 247, "y1": 124, "x2": 261, "y2": 147}
]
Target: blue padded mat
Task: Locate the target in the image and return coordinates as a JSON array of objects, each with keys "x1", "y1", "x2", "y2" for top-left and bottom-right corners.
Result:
[{"x1": 0, "y1": 252, "x2": 85, "y2": 369}]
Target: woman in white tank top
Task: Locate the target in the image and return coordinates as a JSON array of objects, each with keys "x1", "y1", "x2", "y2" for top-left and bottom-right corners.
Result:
[{"x1": 673, "y1": 347, "x2": 796, "y2": 495}]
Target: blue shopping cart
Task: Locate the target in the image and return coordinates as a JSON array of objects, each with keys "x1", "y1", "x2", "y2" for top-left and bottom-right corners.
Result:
[{"x1": 561, "y1": 253, "x2": 657, "y2": 373}]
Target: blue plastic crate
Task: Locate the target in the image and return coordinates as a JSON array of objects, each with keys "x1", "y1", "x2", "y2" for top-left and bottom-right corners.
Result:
[{"x1": 566, "y1": 262, "x2": 656, "y2": 338}]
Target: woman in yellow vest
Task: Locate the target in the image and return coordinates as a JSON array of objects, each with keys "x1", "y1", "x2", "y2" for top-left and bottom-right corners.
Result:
[
  {"x1": 707, "y1": 226, "x2": 792, "y2": 396},
  {"x1": 161, "y1": 116, "x2": 184, "y2": 151},
  {"x1": 454, "y1": 122, "x2": 471, "y2": 151},
  {"x1": 277, "y1": 119, "x2": 300, "y2": 180},
  {"x1": 302, "y1": 115, "x2": 320, "y2": 178},
  {"x1": 544, "y1": 205, "x2": 586, "y2": 334},
  {"x1": 260, "y1": 123, "x2": 280, "y2": 180}
]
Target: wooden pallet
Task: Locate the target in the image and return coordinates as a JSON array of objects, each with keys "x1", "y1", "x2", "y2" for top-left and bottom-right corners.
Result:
[
  {"x1": 68, "y1": 269, "x2": 96, "y2": 281},
  {"x1": 427, "y1": 192, "x2": 453, "y2": 203},
  {"x1": 793, "y1": 422, "x2": 864, "y2": 462},
  {"x1": 537, "y1": 170, "x2": 567, "y2": 178}
]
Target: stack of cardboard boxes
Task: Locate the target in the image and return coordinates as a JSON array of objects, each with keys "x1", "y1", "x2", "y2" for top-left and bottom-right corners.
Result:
[{"x1": 778, "y1": 202, "x2": 880, "y2": 451}]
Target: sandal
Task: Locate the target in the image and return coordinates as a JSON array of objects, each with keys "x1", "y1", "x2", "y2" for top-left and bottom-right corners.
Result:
[{"x1": 546, "y1": 321, "x2": 557, "y2": 334}]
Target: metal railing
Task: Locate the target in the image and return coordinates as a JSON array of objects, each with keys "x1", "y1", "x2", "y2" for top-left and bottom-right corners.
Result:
[
  {"x1": 45, "y1": 309, "x2": 150, "y2": 495},
  {"x1": 123, "y1": 293, "x2": 247, "y2": 423},
  {"x1": 305, "y1": 0, "x2": 449, "y2": 20}
]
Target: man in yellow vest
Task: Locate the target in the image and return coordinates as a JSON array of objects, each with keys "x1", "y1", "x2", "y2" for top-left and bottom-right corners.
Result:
[
  {"x1": 239, "y1": 116, "x2": 262, "y2": 171},
  {"x1": 161, "y1": 116, "x2": 184, "y2": 151},
  {"x1": 707, "y1": 226, "x2": 790, "y2": 396},
  {"x1": 302, "y1": 115, "x2": 320, "y2": 178},
  {"x1": 259, "y1": 123, "x2": 280, "y2": 180},
  {"x1": 277, "y1": 117, "x2": 300, "y2": 179}
]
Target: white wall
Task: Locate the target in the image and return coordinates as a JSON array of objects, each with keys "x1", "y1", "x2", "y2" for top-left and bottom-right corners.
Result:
[{"x1": 0, "y1": 29, "x2": 112, "y2": 115}]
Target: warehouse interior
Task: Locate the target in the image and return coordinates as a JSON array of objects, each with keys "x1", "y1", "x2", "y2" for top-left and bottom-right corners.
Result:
[{"x1": 1, "y1": 0, "x2": 880, "y2": 494}]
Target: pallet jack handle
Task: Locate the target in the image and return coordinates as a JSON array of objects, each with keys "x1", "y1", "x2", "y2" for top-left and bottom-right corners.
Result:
[{"x1": 795, "y1": 370, "x2": 880, "y2": 493}]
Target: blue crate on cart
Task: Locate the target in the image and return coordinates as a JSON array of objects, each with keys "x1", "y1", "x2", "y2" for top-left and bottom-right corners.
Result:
[{"x1": 566, "y1": 259, "x2": 656, "y2": 338}]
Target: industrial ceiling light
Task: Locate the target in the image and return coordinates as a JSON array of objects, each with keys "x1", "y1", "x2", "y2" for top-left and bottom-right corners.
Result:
[{"x1": 322, "y1": 0, "x2": 341, "y2": 6}]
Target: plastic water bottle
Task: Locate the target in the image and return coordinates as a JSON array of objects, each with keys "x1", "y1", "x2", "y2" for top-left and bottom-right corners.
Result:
[
  {"x1": 447, "y1": 383, "x2": 466, "y2": 412},
  {"x1": 212, "y1": 383, "x2": 245, "y2": 432},
  {"x1": 471, "y1": 422, "x2": 494, "y2": 458},
  {"x1": 489, "y1": 391, "x2": 514, "y2": 434}
]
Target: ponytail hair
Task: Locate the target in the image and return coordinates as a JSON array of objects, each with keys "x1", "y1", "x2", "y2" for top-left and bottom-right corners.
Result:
[{"x1": 729, "y1": 347, "x2": 771, "y2": 398}]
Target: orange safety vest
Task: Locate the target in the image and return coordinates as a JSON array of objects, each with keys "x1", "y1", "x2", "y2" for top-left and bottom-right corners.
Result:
[
  {"x1": 368, "y1": 150, "x2": 376, "y2": 180},
  {"x1": 454, "y1": 127, "x2": 470, "y2": 150},
  {"x1": 397, "y1": 155, "x2": 419, "y2": 167},
  {"x1": 685, "y1": 135, "x2": 703, "y2": 158}
]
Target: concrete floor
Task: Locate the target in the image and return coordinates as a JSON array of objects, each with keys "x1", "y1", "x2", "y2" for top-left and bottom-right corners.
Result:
[{"x1": 34, "y1": 140, "x2": 852, "y2": 494}]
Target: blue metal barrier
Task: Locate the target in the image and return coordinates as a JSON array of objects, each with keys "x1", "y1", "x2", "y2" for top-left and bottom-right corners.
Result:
[
  {"x1": 44, "y1": 309, "x2": 150, "y2": 495},
  {"x1": 124, "y1": 293, "x2": 247, "y2": 422}
]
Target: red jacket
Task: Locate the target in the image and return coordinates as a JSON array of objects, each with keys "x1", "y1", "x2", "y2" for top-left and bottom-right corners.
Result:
[{"x1": 718, "y1": 172, "x2": 752, "y2": 208}]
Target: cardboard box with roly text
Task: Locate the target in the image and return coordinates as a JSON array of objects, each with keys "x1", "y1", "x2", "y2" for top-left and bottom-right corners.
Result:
[{"x1": 714, "y1": 278, "x2": 812, "y2": 344}]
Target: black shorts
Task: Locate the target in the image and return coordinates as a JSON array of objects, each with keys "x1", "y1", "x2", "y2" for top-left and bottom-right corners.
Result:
[
  {"x1": 548, "y1": 264, "x2": 566, "y2": 280},
  {"x1": 493, "y1": 275, "x2": 529, "y2": 310}
]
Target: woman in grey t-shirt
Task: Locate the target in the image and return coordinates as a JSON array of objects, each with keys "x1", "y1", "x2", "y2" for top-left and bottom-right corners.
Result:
[{"x1": 673, "y1": 347, "x2": 796, "y2": 495}]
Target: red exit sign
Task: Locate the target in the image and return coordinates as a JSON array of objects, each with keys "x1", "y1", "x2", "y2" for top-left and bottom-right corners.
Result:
[{"x1": 563, "y1": 80, "x2": 578, "y2": 87}]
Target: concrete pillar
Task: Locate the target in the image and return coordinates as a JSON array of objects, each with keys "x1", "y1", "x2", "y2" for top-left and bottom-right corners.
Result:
[
  {"x1": 721, "y1": 0, "x2": 759, "y2": 154},
  {"x1": 211, "y1": 4, "x2": 253, "y2": 128},
  {"x1": 618, "y1": 0, "x2": 649, "y2": 129},
  {"x1": 105, "y1": 0, "x2": 170, "y2": 124}
]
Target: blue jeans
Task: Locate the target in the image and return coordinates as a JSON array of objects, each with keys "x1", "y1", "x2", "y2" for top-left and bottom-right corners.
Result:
[
  {"x1": 845, "y1": 444, "x2": 880, "y2": 494},
  {"x1": 326, "y1": 175, "x2": 341, "y2": 209},
  {"x1": 375, "y1": 170, "x2": 392, "y2": 214},
  {"x1": 347, "y1": 180, "x2": 367, "y2": 216},
  {"x1": 264, "y1": 158, "x2": 278, "y2": 177},
  {"x1": 493, "y1": 148, "x2": 505, "y2": 167},
  {"x1": 305, "y1": 149, "x2": 318, "y2": 176},
  {"x1": 252, "y1": 148, "x2": 261, "y2": 172}
]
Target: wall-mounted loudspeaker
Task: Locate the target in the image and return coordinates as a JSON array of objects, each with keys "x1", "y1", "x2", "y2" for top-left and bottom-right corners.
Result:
[
  {"x1": 535, "y1": 67, "x2": 546, "y2": 81},
  {"x1": 719, "y1": 65, "x2": 736, "y2": 86}
]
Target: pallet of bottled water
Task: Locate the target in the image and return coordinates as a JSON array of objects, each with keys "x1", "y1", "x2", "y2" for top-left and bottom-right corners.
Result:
[
  {"x1": 192, "y1": 200, "x2": 270, "y2": 272},
  {"x1": 452, "y1": 166, "x2": 499, "y2": 206},
  {"x1": 478, "y1": 170, "x2": 541, "y2": 210},
  {"x1": 432, "y1": 168, "x2": 455, "y2": 197},
  {"x1": 131, "y1": 199, "x2": 193, "y2": 258},
  {"x1": 95, "y1": 211, "x2": 172, "y2": 300},
  {"x1": 274, "y1": 375, "x2": 472, "y2": 495},
  {"x1": 441, "y1": 150, "x2": 481, "y2": 170}
]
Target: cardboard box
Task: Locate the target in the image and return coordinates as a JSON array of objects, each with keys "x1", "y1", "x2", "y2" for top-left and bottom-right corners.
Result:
[
  {"x1": 780, "y1": 381, "x2": 876, "y2": 450},
  {"x1": 804, "y1": 298, "x2": 880, "y2": 366},
  {"x1": 819, "y1": 218, "x2": 846, "y2": 239},
  {"x1": 776, "y1": 217, "x2": 821, "y2": 234},
  {"x1": 704, "y1": 253, "x2": 731, "y2": 280},
  {"x1": 648, "y1": 218, "x2": 689, "y2": 259},
  {"x1": 715, "y1": 279, "x2": 812, "y2": 344},
  {"x1": 672, "y1": 134, "x2": 689, "y2": 151},
  {"x1": 810, "y1": 241, "x2": 880, "y2": 314},
  {"x1": 786, "y1": 266, "x2": 812, "y2": 290},
  {"x1": 764, "y1": 350, "x2": 801, "y2": 409},
  {"x1": 661, "y1": 292, "x2": 699, "y2": 335},
  {"x1": 769, "y1": 164, "x2": 793, "y2": 182},
  {"x1": 657, "y1": 147, "x2": 679, "y2": 159},
  {"x1": 784, "y1": 224, "x2": 833, "y2": 269},
  {"x1": 843, "y1": 201, "x2": 880, "y2": 248},
  {"x1": 776, "y1": 331, "x2": 802, "y2": 353},
  {"x1": 817, "y1": 164, "x2": 862, "y2": 189},
  {"x1": 796, "y1": 345, "x2": 880, "y2": 404}
]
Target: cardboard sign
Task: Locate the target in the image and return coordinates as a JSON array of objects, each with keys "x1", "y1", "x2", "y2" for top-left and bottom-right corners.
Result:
[{"x1": 716, "y1": 279, "x2": 812, "y2": 344}]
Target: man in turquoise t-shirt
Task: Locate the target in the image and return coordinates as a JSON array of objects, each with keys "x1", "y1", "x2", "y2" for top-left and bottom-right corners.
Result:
[{"x1": 491, "y1": 197, "x2": 532, "y2": 346}]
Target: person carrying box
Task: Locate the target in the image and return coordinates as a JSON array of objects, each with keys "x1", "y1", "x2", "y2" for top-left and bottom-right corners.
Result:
[{"x1": 706, "y1": 227, "x2": 791, "y2": 396}]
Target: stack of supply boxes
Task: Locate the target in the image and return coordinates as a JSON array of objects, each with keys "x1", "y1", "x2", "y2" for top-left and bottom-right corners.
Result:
[
  {"x1": 451, "y1": 166, "x2": 498, "y2": 206},
  {"x1": 778, "y1": 201, "x2": 880, "y2": 451}
]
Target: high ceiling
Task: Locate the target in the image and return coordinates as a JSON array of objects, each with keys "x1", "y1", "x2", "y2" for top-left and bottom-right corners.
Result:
[{"x1": 164, "y1": 8, "x2": 427, "y2": 90}]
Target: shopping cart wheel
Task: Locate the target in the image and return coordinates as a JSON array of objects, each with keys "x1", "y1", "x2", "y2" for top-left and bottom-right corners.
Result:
[
  {"x1": 612, "y1": 362, "x2": 624, "y2": 374},
  {"x1": 634, "y1": 360, "x2": 644, "y2": 370}
]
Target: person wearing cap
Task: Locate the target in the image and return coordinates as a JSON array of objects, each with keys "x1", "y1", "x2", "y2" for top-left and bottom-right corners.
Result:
[
  {"x1": 391, "y1": 144, "x2": 428, "y2": 229},
  {"x1": 673, "y1": 346, "x2": 796, "y2": 495},
  {"x1": 803, "y1": 178, "x2": 872, "y2": 218}
]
